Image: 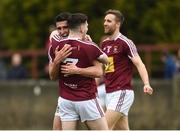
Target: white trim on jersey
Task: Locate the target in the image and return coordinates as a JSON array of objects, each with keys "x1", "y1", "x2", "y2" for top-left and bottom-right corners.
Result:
[
  {"x1": 118, "y1": 33, "x2": 138, "y2": 58},
  {"x1": 51, "y1": 34, "x2": 62, "y2": 42},
  {"x1": 51, "y1": 37, "x2": 106, "y2": 57},
  {"x1": 50, "y1": 37, "x2": 108, "y2": 64},
  {"x1": 102, "y1": 33, "x2": 138, "y2": 59},
  {"x1": 48, "y1": 45, "x2": 53, "y2": 63},
  {"x1": 75, "y1": 39, "x2": 106, "y2": 56},
  {"x1": 49, "y1": 30, "x2": 59, "y2": 42}
]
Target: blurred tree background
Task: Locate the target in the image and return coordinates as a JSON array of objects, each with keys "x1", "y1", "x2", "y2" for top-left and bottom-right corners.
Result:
[
  {"x1": 0, "y1": 1, "x2": 179, "y2": 129},
  {"x1": 0, "y1": 0, "x2": 179, "y2": 50}
]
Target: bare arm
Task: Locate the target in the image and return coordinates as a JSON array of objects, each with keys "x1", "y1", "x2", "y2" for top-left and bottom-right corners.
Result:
[
  {"x1": 49, "y1": 44, "x2": 72, "y2": 80},
  {"x1": 61, "y1": 60, "x2": 104, "y2": 78},
  {"x1": 49, "y1": 60, "x2": 60, "y2": 81},
  {"x1": 131, "y1": 55, "x2": 153, "y2": 95}
]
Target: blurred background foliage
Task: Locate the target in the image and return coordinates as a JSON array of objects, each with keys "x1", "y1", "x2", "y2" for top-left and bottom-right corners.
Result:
[{"x1": 0, "y1": 0, "x2": 179, "y2": 50}]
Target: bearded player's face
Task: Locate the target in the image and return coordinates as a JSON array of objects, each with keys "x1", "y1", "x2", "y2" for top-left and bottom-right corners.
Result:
[{"x1": 104, "y1": 14, "x2": 118, "y2": 35}]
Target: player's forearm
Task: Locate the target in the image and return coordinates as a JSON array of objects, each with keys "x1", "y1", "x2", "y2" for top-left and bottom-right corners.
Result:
[
  {"x1": 49, "y1": 61, "x2": 60, "y2": 80},
  {"x1": 77, "y1": 66, "x2": 103, "y2": 78},
  {"x1": 136, "y1": 62, "x2": 150, "y2": 85}
]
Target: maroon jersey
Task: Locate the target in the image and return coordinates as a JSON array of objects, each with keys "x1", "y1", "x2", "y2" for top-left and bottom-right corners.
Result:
[
  {"x1": 101, "y1": 33, "x2": 138, "y2": 93},
  {"x1": 48, "y1": 37, "x2": 104, "y2": 101}
]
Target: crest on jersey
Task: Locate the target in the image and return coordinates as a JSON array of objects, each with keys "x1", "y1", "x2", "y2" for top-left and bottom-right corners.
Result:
[{"x1": 113, "y1": 46, "x2": 118, "y2": 53}]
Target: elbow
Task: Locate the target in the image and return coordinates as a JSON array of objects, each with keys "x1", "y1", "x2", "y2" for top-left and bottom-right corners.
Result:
[
  {"x1": 49, "y1": 74, "x2": 58, "y2": 81},
  {"x1": 102, "y1": 56, "x2": 109, "y2": 65},
  {"x1": 100, "y1": 58, "x2": 109, "y2": 65},
  {"x1": 104, "y1": 59, "x2": 109, "y2": 65},
  {"x1": 50, "y1": 77, "x2": 57, "y2": 81},
  {"x1": 49, "y1": 67, "x2": 58, "y2": 80},
  {"x1": 98, "y1": 54, "x2": 109, "y2": 65},
  {"x1": 103, "y1": 54, "x2": 109, "y2": 65},
  {"x1": 50, "y1": 76, "x2": 55, "y2": 81}
]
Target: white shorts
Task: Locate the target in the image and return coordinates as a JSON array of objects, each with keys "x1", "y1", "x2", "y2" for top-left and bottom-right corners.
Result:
[
  {"x1": 55, "y1": 103, "x2": 60, "y2": 117},
  {"x1": 97, "y1": 84, "x2": 106, "y2": 108},
  {"x1": 106, "y1": 89, "x2": 134, "y2": 116},
  {"x1": 55, "y1": 97, "x2": 105, "y2": 122}
]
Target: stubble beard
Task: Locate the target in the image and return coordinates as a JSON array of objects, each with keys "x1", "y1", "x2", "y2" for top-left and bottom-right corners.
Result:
[{"x1": 104, "y1": 29, "x2": 114, "y2": 35}]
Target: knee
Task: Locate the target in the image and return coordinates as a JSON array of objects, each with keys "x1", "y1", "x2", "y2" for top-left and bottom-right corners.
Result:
[
  {"x1": 114, "y1": 120, "x2": 129, "y2": 130},
  {"x1": 53, "y1": 117, "x2": 62, "y2": 130},
  {"x1": 53, "y1": 124, "x2": 62, "y2": 130}
]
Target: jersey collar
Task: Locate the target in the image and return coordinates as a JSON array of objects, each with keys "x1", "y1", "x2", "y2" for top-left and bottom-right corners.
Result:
[{"x1": 114, "y1": 33, "x2": 122, "y2": 41}]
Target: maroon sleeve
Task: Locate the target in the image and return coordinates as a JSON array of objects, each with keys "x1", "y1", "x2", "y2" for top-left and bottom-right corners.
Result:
[
  {"x1": 48, "y1": 37, "x2": 61, "y2": 63},
  {"x1": 123, "y1": 40, "x2": 138, "y2": 58},
  {"x1": 87, "y1": 44, "x2": 104, "y2": 62},
  {"x1": 48, "y1": 45, "x2": 55, "y2": 63}
]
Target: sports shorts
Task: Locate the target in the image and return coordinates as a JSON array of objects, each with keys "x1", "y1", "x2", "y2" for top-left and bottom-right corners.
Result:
[
  {"x1": 55, "y1": 96, "x2": 104, "y2": 122},
  {"x1": 105, "y1": 89, "x2": 134, "y2": 116},
  {"x1": 97, "y1": 83, "x2": 106, "y2": 108}
]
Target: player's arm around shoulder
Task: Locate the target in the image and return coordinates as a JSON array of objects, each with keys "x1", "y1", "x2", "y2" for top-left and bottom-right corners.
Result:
[
  {"x1": 131, "y1": 55, "x2": 153, "y2": 95},
  {"x1": 73, "y1": 60, "x2": 104, "y2": 78},
  {"x1": 49, "y1": 44, "x2": 72, "y2": 80},
  {"x1": 49, "y1": 61, "x2": 59, "y2": 80},
  {"x1": 61, "y1": 60, "x2": 103, "y2": 78}
]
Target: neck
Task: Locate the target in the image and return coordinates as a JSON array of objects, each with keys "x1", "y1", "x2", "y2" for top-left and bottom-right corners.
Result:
[
  {"x1": 68, "y1": 31, "x2": 83, "y2": 39},
  {"x1": 108, "y1": 29, "x2": 120, "y2": 40}
]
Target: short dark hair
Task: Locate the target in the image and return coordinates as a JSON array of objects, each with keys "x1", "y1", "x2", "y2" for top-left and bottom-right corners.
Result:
[
  {"x1": 55, "y1": 12, "x2": 71, "y2": 23},
  {"x1": 105, "y1": 9, "x2": 124, "y2": 25},
  {"x1": 67, "y1": 13, "x2": 88, "y2": 29}
]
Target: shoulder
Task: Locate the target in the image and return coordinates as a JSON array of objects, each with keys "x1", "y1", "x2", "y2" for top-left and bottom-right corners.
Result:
[
  {"x1": 51, "y1": 35, "x2": 68, "y2": 45},
  {"x1": 100, "y1": 38, "x2": 112, "y2": 48},
  {"x1": 49, "y1": 30, "x2": 64, "y2": 43},
  {"x1": 49, "y1": 38, "x2": 69, "y2": 54},
  {"x1": 77, "y1": 40, "x2": 103, "y2": 53},
  {"x1": 50, "y1": 30, "x2": 59, "y2": 37},
  {"x1": 77, "y1": 39, "x2": 99, "y2": 47},
  {"x1": 49, "y1": 30, "x2": 59, "y2": 40},
  {"x1": 116, "y1": 34, "x2": 136, "y2": 49},
  {"x1": 101, "y1": 37, "x2": 111, "y2": 44}
]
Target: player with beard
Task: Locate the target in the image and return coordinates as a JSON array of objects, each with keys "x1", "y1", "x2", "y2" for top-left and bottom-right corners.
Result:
[{"x1": 100, "y1": 9, "x2": 153, "y2": 130}]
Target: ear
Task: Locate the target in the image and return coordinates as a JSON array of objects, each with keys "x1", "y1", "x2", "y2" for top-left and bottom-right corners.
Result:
[
  {"x1": 79, "y1": 25, "x2": 84, "y2": 33},
  {"x1": 116, "y1": 22, "x2": 121, "y2": 29},
  {"x1": 117, "y1": 22, "x2": 120, "y2": 27}
]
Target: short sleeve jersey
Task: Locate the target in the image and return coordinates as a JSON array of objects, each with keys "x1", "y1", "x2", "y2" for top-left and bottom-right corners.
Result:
[
  {"x1": 48, "y1": 37, "x2": 104, "y2": 101},
  {"x1": 101, "y1": 33, "x2": 138, "y2": 93}
]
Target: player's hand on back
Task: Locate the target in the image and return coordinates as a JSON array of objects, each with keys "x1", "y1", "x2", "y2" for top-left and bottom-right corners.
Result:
[
  {"x1": 54, "y1": 44, "x2": 72, "y2": 63},
  {"x1": 61, "y1": 63, "x2": 79, "y2": 75}
]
